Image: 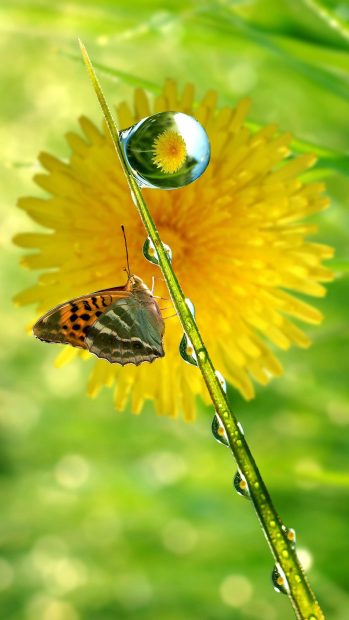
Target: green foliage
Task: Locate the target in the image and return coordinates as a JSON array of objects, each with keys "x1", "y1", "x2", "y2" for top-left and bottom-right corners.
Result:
[{"x1": 1, "y1": 1, "x2": 349, "y2": 619}]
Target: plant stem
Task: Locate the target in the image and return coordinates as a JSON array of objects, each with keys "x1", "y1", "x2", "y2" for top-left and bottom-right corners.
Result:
[{"x1": 80, "y1": 40, "x2": 325, "y2": 620}]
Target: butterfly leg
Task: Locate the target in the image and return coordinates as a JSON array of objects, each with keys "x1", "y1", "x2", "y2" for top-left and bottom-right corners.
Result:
[
  {"x1": 151, "y1": 275, "x2": 167, "y2": 294},
  {"x1": 163, "y1": 312, "x2": 178, "y2": 320}
]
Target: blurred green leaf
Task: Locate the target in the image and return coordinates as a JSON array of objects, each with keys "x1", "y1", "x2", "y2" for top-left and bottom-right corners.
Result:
[{"x1": 196, "y1": 8, "x2": 349, "y2": 102}]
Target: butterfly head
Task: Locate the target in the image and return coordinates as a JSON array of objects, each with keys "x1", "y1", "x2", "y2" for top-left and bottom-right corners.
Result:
[
  {"x1": 128, "y1": 274, "x2": 147, "y2": 290},
  {"x1": 125, "y1": 273, "x2": 155, "y2": 302},
  {"x1": 128, "y1": 274, "x2": 141, "y2": 286}
]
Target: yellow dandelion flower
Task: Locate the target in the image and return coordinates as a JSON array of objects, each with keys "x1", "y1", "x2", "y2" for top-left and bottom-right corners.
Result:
[
  {"x1": 152, "y1": 128, "x2": 187, "y2": 173},
  {"x1": 14, "y1": 80, "x2": 334, "y2": 420}
]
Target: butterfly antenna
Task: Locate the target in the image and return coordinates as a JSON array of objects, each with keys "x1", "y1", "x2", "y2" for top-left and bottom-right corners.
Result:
[{"x1": 121, "y1": 225, "x2": 131, "y2": 277}]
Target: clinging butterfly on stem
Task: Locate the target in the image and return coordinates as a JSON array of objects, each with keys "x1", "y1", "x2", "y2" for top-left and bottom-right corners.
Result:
[{"x1": 33, "y1": 227, "x2": 165, "y2": 366}]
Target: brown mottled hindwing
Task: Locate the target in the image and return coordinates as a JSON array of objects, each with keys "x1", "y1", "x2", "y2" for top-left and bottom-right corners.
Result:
[{"x1": 85, "y1": 296, "x2": 165, "y2": 365}]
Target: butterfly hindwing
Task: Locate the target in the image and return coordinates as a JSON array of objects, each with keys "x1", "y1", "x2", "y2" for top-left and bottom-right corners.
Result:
[
  {"x1": 85, "y1": 296, "x2": 165, "y2": 365},
  {"x1": 33, "y1": 289, "x2": 130, "y2": 349}
]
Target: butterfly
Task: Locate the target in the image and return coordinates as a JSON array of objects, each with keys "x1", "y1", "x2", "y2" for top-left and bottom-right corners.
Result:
[{"x1": 33, "y1": 228, "x2": 165, "y2": 366}]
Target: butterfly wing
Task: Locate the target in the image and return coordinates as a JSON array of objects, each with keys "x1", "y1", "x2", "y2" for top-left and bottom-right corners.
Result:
[
  {"x1": 33, "y1": 288, "x2": 131, "y2": 349},
  {"x1": 85, "y1": 296, "x2": 165, "y2": 365}
]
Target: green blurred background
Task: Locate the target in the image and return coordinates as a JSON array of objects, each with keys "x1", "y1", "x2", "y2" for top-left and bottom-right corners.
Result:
[{"x1": 1, "y1": 1, "x2": 349, "y2": 618}]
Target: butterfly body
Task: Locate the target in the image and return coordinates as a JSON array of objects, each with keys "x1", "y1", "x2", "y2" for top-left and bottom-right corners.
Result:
[{"x1": 33, "y1": 275, "x2": 165, "y2": 366}]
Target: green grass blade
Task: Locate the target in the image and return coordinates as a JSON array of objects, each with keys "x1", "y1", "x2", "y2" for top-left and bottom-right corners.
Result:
[{"x1": 302, "y1": 0, "x2": 349, "y2": 45}]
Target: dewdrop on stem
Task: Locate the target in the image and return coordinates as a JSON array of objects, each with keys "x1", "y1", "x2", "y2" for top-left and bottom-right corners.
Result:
[{"x1": 120, "y1": 112, "x2": 210, "y2": 189}]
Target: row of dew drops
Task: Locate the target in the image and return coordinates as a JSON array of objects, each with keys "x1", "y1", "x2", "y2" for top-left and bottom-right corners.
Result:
[
  {"x1": 143, "y1": 235, "x2": 301, "y2": 603},
  {"x1": 125, "y1": 111, "x2": 316, "y2": 618}
]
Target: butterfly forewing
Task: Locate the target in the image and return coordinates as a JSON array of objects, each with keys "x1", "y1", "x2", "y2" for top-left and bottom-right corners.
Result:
[
  {"x1": 33, "y1": 289, "x2": 131, "y2": 349},
  {"x1": 85, "y1": 296, "x2": 165, "y2": 365}
]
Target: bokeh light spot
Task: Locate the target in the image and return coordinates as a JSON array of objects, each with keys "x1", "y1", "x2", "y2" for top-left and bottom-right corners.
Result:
[{"x1": 219, "y1": 574, "x2": 253, "y2": 608}]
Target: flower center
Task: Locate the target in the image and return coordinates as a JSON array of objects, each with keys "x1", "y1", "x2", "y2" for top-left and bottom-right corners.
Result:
[{"x1": 152, "y1": 129, "x2": 187, "y2": 174}]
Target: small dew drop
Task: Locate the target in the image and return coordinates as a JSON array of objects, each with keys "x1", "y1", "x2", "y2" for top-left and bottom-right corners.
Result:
[
  {"x1": 282, "y1": 525, "x2": 296, "y2": 549},
  {"x1": 179, "y1": 333, "x2": 198, "y2": 366},
  {"x1": 212, "y1": 414, "x2": 229, "y2": 447},
  {"x1": 143, "y1": 237, "x2": 159, "y2": 265},
  {"x1": 163, "y1": 242, "x2": 172, "y2": 263},
  {"x1": 272, "y1": 564, "x2": 289, "y2": 595},
  {"x1": 215, "y1": 370, "x2": 227, "y2": 393},
  {"x1": 233, "y1": 471, "x2": 250, "y2": 499},
  {"x1": 197, "y1": 348, "x2": 207, "y2": 363},
  {"x1": 184, "y1": 298, "x2": 195, "y2": 317},
  {"x1": 237, "y1": 421, "x2": 244, "y2": 435},
  {"x1": 120, "y1": 111, "x2": 210, "y2": 189}
]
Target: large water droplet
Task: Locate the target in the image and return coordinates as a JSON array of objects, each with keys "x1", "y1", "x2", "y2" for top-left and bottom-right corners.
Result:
[
  {"x1": 120, "y1": 112, "x2": 210, "y2": 189},
  {"x1": 179, "y1": 333, "x2": 198, "y2": 366},
  {"x1": 272, "y1": 564, "x2": 289, "y2": 595},
  {"x1": 233, "y1": 471, "x2": 250, "y2": 499},
  {"x1": 212, "y1": 414, "x2": 229, "y2": 446}
]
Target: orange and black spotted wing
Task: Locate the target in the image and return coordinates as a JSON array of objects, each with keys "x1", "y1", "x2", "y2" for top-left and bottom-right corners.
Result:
[{"x1": 33, "y1": 288, "x2": 131, "y2": 350}]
